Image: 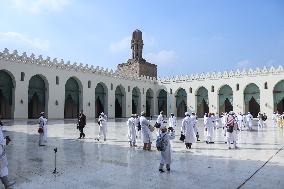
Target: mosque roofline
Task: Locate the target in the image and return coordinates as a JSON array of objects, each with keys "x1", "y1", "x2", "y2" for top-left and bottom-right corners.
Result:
[
  {"x1": 0, "y1": 48, "x2": 157, "y2": 83},
  {"x1": 158, "y1": 65, "x2": 284, "y2": 83}
]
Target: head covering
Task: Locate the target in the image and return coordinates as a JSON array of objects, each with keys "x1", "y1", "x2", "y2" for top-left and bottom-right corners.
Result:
[
  {"x1": 185, "y1": 112, "x2": 190, "y2": 116},
  {"x1": 229, "y1": 111, "x2": 234, "y2": 115},
  {"x1": 141, "y1": 111, "x2": 146, "y2": 116},
  {"x1": 170, "y1": 113, "x2": 174, "y2": 115},
  {"x1": 160, "y1": 111, "x2": 163, "y2": 114},
  {"x1": 40, "y1": 112, "x2": 45, "y2": 116},
  {"x1": 100, "y1": 112, "x2": 104, "y2": 116}
]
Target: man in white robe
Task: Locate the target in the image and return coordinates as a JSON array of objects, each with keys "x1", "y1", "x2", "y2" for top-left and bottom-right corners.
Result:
[
  {"x1": 205, "y1": 113, "x2": 215, "y2": 144},
  {"x1": 140, "y1": 111, "x2": 152, "y2": 150},
  {"x1": 257, "y1": 112, "x2": 264, "y2": 129},
  {"x1": 191, "y1": 112, "x2": 200, "y2": 141},
  {"x1": 156, "y1": 111, "x2": 165, "y2": 136},
  {"x1": 181, "y1": 112, "x2": 197, "y2": 149},
  {"x1": 237, "y1": 113, "x2": 244, "y2": 131},
  {"x1": 0, "y1": 120, "x2": 16, "y2": 188},
  {"x1": 158, "y1": 125, "x2": 175, "y2": 172},
  {"x1": 39, "y1": 112, "x2": 47, "y2": 146},
  {"x1": 134, "y1": 114, "x2": 141, "y2": 139},
  {"x1": 127, "y1": 114, "x2": 137, "y2": 147},
  {"x1": 97, "y1": 112, "x2": 107, "y2": 141},
  {"x1": 168, "y1": 113, "x2": 176, "y2": 130},
  {"x1": 246, "y1": 112, "x2": 253, "y2": 130},
  {"x1": 226, "y1": 111, "x2": 238, "y2": 149}
]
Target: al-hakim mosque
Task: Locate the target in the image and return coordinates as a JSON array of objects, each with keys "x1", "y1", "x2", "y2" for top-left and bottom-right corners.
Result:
[{"x1": 0, "y1": 29, "x2": 284, "y2": 119}]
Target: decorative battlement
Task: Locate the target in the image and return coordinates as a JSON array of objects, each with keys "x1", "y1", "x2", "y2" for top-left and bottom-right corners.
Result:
[
  {"x1": 0, "y1": 48, "x2": 157, "y2": 83},
  {"x1": 158, "y1": 65, "x2": 284, "y2": 83}
]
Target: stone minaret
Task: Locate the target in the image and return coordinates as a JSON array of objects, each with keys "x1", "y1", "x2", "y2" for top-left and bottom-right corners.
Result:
[
  {"x1": 116, "y1": 29, "x2": 157, "y2": 78},
  {"x1": 131, "y1": 29, "x2": 144, "y2": 60}
]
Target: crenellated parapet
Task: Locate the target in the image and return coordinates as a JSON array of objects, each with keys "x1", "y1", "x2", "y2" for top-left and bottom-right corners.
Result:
[
  {"x1": 158, "y1": 65, "x2": 284, "y2": 84},
  {"x1": 0, "y1": 48, "x2": 157, "y2": 83}
]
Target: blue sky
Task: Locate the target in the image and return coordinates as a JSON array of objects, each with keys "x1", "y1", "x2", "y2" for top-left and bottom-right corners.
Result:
[{"x1": 0, "y1": 0, "x2": 283, "y2": 77}]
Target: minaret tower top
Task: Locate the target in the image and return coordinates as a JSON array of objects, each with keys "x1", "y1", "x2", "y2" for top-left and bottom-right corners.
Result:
[{"x1": 131, "y1": 29, "x2": 144, "y2": 60}]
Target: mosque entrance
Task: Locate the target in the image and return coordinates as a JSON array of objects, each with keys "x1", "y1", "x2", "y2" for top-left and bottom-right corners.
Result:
[
  {"x1": 224, "y1": 98, "x2": 233, "y2": 113},
  {"x1": 276, "y1": 98, "x2": 284, "y2": 113},
  {"x1": 115, "y1": 85, "x2": 126, "y2": 118},
  {"x1": 157, "y1": 89, "x2": 167, "y2": 115},
  {"x1": 196, "y1": 87, "x2": 209, "y2": 118},
  {"x1": 115, "y1": 99, "x2": 122, "y2": 117},
  {"x1": 132, "y1": 87, "x2": 140, "y2": 114},
  {"x1": 64, "y1": 78, "x2": 80, "y2": 119},
  {"x1": 218, "y1": 85, "x2": 233, "y2": 114},
  {"x1": 244, "y1": 83, "x2": 260, "y2": 118},
  {"x1": 96, "y1": 97, "x2": 104, "y2": 117},
  {"x1": 176, "y1": 88, "x2": 187, "y2": 117},
  {"x1": 146, "y1": 89, "x2": 154, "y2": 117},
  {"x1": 28, "y1": 75, "x2": 46, "y2": 119},
  {"x1": 0, "y1": 70, "x2": 14, "y2": 119},
  {"x1": 248, "y1": 97, "x2": 260, "y2": 117},
  {"x1": 273, "y1": 80, "x2": 284, "y2": 114},
  {"x1": 95, "y1": 83, "x2": 107, "y2": 117},
  {"x1": 177, "y1": 100, "x2": 186, "y2": 117}
]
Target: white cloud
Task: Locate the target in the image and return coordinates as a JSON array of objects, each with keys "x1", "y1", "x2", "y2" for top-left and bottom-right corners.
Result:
[
  {"x1": 145, "y1": 50, "x2": 177, "y2": 65},
  {"x1": 0, "y1": 32, "x2": 50, "y2": 50},
  {"x1": 236, "y1": 59, "x2": 252, "y2": 69},
  {"x1": 109, "y1": 36, "x2": 131, "y2": 53},
  {"x1": 11, "y1": 0, "x2": 70, "y2": 14}
]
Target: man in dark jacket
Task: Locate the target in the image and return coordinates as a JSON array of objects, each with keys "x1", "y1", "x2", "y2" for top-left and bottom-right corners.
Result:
[{"x1": 78, "y1": 110, "x2": 86, "y2": 139}]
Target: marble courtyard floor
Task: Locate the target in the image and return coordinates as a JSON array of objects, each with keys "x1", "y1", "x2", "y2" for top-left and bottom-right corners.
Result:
[{"x1": 1, "y1": 119, "x2": 284, "y2": 189}]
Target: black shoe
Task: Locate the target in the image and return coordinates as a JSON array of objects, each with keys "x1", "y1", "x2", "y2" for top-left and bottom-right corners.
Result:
[
  {"x1": 206, "y1": 141, "x2": 209, "y2": 144},
  {"x1": 159, "y1": 169, "x2": 165, "y2": 173},
  {"x1": 78, "y1": 137, "x2": 82, "y2": 139},
  {"x1": 167, "y1": 168, "x2": 170, "y2": 171},
  {"x1": 209, "y1": 142, "x2": 215, "y2": 144}
]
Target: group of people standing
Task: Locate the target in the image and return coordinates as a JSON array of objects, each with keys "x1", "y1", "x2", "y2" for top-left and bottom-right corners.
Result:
[{"x1": 272, "y1": 111, "x2": 284, "y2": 128}]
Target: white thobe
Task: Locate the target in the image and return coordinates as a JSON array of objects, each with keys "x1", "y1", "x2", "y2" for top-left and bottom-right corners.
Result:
[
  {"x1": 156, "y1": 114, "x2": 164, "y2": 136},
  {"x1": 205, "y1": 116, "x2": 215, "y2": 142},
  {"x1": 246, "y1": 114, "x2": 253, "y2": 129},
  {"x1": 192, "y1": 115, "x2": 199, "y2": 136},
  {"x1": 127, "y1": 117, "x2": 136, "y2": 144},
  {"x1": 98, "y1": 115, "x2": 107, "y2": 140},
  {"x1": 168, "y1": 116, "x2": 177, "y2": 130},
  {"x1": 135, "y1": 117, "x2": 141, "y2": 139},
  {"x1": 160, "y1": 131, "x2": 175, "y2": 165},
  {"x1": 237, "y1": 114, "x2": 243, "y2": 130},
  {"x1": 39, "y1": 116, "x2": 47, "y2": 145},
  {"x1": 140, "y1": 116, "x2": 152, "y2": 143},
  {"x1": 181, "y1": 116, "x2": 197, "y2": 143},
  {"x1": 0, "y1": 127, "x2": 8, "y2": 177}
]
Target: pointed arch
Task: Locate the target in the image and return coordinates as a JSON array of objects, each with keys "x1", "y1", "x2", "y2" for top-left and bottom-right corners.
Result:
[
  {"x1": 115, "y1": 85, "x2": 126, "y2": 118},
  {"x1": 175, "y1": 88, "x2": 187, "y2": 117},
  {"x1": 146, "y1": 88, "x2": 154, "y2": 117},
  {"x1": 195, "y1": 86, "x2": 209, "y2": 118},
  {"x1": 132, "y1": 87, "x2": 141, "y2": 114},
  {"x1": 157, "y1": 89, "x2": 167, "y2": 115},
  {"x1": 28, "y1": 74, "x2": 48, "y2": 118},
  {"x1": 273, "y1": 80, "x2": 284, "y2": 113},
  {"x1": 0, "y1": 70, "x2": 15, "y2": 119},
  {"x1": 95, "y1": 82, "x2": 108, "y2": 117},
  {"x1": 64, "y1": 77, "x2": 83, "y2": 118},
  {"x1": 244, "y1": 83, "x2": 260, "y2": 117},
  {"x1": 218, "y1": 85, "x2": 233, "y2": 114}
]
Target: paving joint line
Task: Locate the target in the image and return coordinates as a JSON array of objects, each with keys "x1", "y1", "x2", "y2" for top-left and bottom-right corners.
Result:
[{"x1": 236, "y1": 145, "x2": 284, "y2": 189}]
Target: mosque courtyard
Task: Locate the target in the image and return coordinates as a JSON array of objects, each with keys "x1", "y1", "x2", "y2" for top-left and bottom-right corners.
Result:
[{"x1": 2, "y1": 118, "x2": 284, "y2": 189}]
